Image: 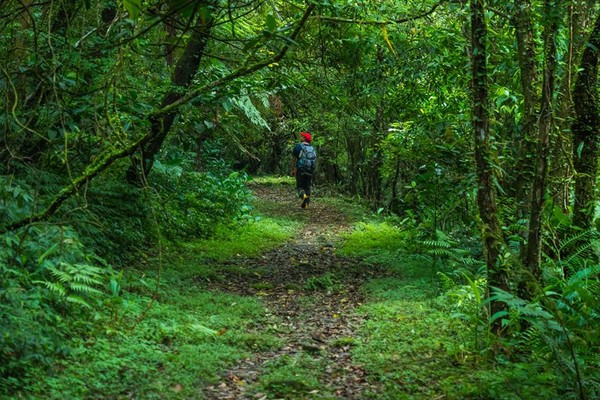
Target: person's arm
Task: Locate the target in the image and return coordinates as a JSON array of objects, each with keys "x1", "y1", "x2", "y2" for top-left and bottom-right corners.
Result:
[
  {"x1": 291, "y1": 155, "x2": 297, "y2": 176},
  {"x1": 291, "y1": 144, "x2": 299, "y2": 176}
]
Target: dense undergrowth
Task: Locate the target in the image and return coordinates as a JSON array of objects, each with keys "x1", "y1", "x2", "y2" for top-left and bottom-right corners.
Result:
[
  {"x1": 0, "y1": 162, "x2": 262, "y2": 398},
  {"x1": 342, "y1": 224, "x2": 569, "y2": 399},
  {"x1": 1, "y1": 172, "x2": 598, "y2": 399}
]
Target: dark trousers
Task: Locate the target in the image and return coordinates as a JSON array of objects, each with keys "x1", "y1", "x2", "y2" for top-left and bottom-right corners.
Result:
[{"x1": 296, "y1": 173, "x2": 312, "y2": 197}]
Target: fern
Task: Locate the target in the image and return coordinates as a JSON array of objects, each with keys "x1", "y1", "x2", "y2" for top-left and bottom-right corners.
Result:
[
  {"x1": 490, "y1": 264, "x2": 600, "y2": 400},
  {"x1": 35, "y1": 261, "x2": 108, "y2": 309},
  {"x1": 543, "y1": 229, "x2": 600, "y2": 276}
]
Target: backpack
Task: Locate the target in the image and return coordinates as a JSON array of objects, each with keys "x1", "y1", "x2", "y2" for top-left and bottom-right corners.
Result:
[{"x1": 297, "y1": 143, "x2": 317, "y2": 175}]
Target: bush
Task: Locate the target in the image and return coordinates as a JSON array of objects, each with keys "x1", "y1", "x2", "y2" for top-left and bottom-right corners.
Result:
[
  {"x1": 150, "y1": 164, "x2": 253, "y2": 240},
  {"x1": 0, "y1": 226, "x2": 115, "y2": 393}
]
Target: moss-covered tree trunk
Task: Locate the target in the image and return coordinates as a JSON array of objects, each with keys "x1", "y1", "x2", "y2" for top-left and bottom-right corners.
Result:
[
  {"x1": 470, "y1": 0, "x2": 510, "y2": 331},
  {"x1": 572, "y1": 11, "x2": 600, "y2": 230},
  {"x1": 524, "y1": 0, "x2": 559, "y2": 280},
  {"x1": 511, "y1": 0, "x2": 539, "y2": 222},
  {"x1": 127, "y1": 13, "x2": 213, "y2": 183}
]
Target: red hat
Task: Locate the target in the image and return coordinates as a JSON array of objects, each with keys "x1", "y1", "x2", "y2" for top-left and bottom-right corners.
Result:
[{"x1": 301, "y1": 132, "x2": 312, "y2": 142}]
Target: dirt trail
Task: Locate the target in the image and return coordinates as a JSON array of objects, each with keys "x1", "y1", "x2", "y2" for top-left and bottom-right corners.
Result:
[{"x1": 203, "y1": 184, "x2": 384, "y2": 399}]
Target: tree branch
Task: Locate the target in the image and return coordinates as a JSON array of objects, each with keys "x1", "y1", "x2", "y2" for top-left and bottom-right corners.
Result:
[
  {"x1": 152, "y1": 2, "x2": 315, "y2": 118},
  {"x1": 1, "y1": 2, "x2": 317, "y2": 233},
  {"x1": 0, "y1": 133, "x2": 153, "y2": 234},
  {"x1": 310, "y1": 0, "x2": 451, "y2": 26}
]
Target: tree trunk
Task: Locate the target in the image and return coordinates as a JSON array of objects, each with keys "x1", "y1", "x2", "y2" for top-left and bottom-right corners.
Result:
[
  {"x1": 572, "y1": 11, "x2": 600, "y2": 230},
  {"x1": 470, "y1": 0, "x2": 510, "y2": 331},
  {"x1": 511, "y1": 0, "x2": 539, "y2": 222},
  {"x1": 524, "y1": 0, "x2": 559, "y2": 281},
  {"x1": 127, "y1": 15, "x2": 213, "y2": 183}
]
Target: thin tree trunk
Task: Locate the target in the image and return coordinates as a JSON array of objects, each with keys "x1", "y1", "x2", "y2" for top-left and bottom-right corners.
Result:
[
  {"x1": 551, "y1": 1, "x2": 596, "y2": 215},
  {"x1": 572, "y1": 11, "x2": 600, "y2": 230},
  {"x1": 524, "y1": 0, "x2": 559, "y2": 280},
  {"x1": 470, "y1": 0, "x2": 510, "y2": 331}
]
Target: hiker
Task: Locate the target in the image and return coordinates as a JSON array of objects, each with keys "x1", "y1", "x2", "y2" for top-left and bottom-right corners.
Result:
[{"x1": 291, "y1": 131, "x2": 317, "y2": 209}]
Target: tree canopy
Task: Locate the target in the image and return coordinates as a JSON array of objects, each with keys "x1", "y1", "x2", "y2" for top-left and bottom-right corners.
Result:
[{"x1": 1, "y1": 0, "x2": 599, "y2": 398}]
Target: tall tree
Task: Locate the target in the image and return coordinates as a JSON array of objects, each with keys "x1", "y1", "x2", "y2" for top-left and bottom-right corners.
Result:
[
  {"x1": 127, "y1": 7, "x2": 214, "y2": 183},
  {"x1": 572, "y1": 10, "x2": 600, "y2": 230},
  {"x1": 523, "y1": 0, "x2": 559, "y2": 280},
  {"x1": 470, "y1": 0, "x2": 510, "y2": 329},
  {"x1": 511, "y1": 0, "x2": 539, "y2": 222}
]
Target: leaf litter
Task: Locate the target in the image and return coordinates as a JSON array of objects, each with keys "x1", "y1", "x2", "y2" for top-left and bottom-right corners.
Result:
[{"x1": 203, "y1": 184, "x2": 387, "y2": 399}]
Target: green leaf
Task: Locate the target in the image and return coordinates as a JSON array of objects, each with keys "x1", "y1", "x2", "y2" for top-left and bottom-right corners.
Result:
[
  {"x1": 110, "y1": 278, "x2": 121, "y2": 297},
  {"x1": 266, "y1": 14, "x2": 277, "y2": 32},
  {"x1": 66, "y1": 295, "x2": 92, "y2": 309},
  {"x1": 490, "y1": 310, "x2": 508, "y2": 323},
  {"x1": 123, "y1": 0, "x2": 141, "y2": 20},
  {"x1": 38, "y1": 243, "x2": 58, "y2": 265}
]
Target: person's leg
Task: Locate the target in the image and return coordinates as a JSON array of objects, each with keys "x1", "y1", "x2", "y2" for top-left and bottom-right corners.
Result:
[
  {"x1": 300, "y1": 174, "x2": 311, "y2": 208},
  {"x1": 296, "y1": 174, "x2": 304, "y2": 199},
  {"x1": 304, "y1": 175, "x2": 312, "y2": 207}
]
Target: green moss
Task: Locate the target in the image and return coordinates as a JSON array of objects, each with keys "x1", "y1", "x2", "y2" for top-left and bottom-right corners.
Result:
[
  {"x1": 248, "y1": 176, "x2": 295, "y2": 185},
  {"x1": 256, "y1": 354, "x2": 325, "y2": 398},
  {"x1": 179, "y1": 217, "x2": 299, "y2": 261},
  {"x1": 338, "y1": 222, "x2": 404, "y2": 257}
]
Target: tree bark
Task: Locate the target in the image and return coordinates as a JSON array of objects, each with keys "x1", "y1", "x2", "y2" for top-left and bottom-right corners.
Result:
[
  {"x1": 127, "y1": 14, "x2": 214, "y2": 183},
  {"x1": 572, "y1": 11, "x2": 600, "y2": 230},
  {"x1": 511, "y1": 0, "x2": 539, "y2": 221},
  {"x1": 524, "y1": 0, "x2": 559, "y2": 280},
  {"x1": 470, "y1": 0, "x2": 510, "y2": 331}
]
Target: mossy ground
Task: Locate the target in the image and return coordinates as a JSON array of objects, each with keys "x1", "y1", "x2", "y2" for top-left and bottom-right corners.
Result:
[{"x1": 19, "y1": 180, "x2": 561, "y2": 399}]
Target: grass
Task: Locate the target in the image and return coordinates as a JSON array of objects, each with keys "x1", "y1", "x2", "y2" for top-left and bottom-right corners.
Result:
[
  {"x1": 337, "y1": 220, "x2": 561, "y2": 400},
  {"x1": 12, "y1": 185, "x2": 568, "y2": 399},
  {"x1": 14, "y1": 216, "x2": 295, "y2": 400},
  {"x1": 248, "y1": 175, "x2": 295, "y2": 185},
  {"x1": 337, "y1": 221, "x2": 405, "y2": 257},
  {"x1": 178, "y1": 217, "x2": 299, "y2": 262}
]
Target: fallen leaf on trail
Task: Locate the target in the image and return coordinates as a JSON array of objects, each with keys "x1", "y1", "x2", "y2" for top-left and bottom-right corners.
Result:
[
  {"x1": 201, "y1": 183, "x2": 385, "y2": 400},
  {"x1": 172, "y1": 384, "x2": 183, "y2": 392}
]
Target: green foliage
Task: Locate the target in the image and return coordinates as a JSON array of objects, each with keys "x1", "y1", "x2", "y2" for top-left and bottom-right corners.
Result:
[
  {"x1": 412, "y1": 229, "x2": 483, "y2": 273},
  {"x1": 489, "y1": 264, "x2": 600, "y2": 400},
  {"x1": 150, "y1": 164, "x2": 254, "y2": 240},
  {"x1": 338, "y1": 215, "x2": 563, "y2": 398},
  {"x1": 437, "y1": 269, "x2": 493, "y2": 356},
  {"x1": 338, "y1": 222, "x2": 404, "y2": 257},
  {"x1": 76, "y1": 170, "x2": 156, "y2": 264},
  {"x1": 6, "y1": 232, "x2": 284, "y2": 399},
  {"x1": 179, "y1": 217, "x2": 298, "y2": 261},
  {"x1": 0, "y1": 224, "x2": 115, "y2": 392}
]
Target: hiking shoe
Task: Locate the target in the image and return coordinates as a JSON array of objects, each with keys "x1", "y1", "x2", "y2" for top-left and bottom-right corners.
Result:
[{"x1": 301, "y1": 194, "x2": 309, "y2": 209}]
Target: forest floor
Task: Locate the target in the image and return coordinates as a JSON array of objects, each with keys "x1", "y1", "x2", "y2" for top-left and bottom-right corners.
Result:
[
  {"x1": 201, "y1": 182, "x2": 388, "y2": 399},
  {"x1": 18, "y1": 179, "x2": 561, "y2": 400}
]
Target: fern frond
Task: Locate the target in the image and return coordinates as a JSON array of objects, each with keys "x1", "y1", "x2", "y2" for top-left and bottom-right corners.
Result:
[
  {"x1": 66, "y1": 295, "x2": 92, "y2": 309},
  {"x1": 48, "y1": 267, "x2": 73, "y2": 283},
  {"x1": 40, "y1": 281, "x2": 66, "y2": 296},
  {"x1": 558, "y1": 229, "x2": 599, "y2": 251},
  {"x1": 421, "y1": 239, "x2": 452, "y2": 248},
  {"x1": 68, "y1": 283, "x2": 103, "y2": 295},
  {"x1": 71, "y1": 274, "x2": 103, "y2": 285}
]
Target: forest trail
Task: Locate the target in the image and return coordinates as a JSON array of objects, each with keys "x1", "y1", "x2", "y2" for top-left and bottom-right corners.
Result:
[{"x1": 203, "y1": 183, "x2": 386, "y2": 399}]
